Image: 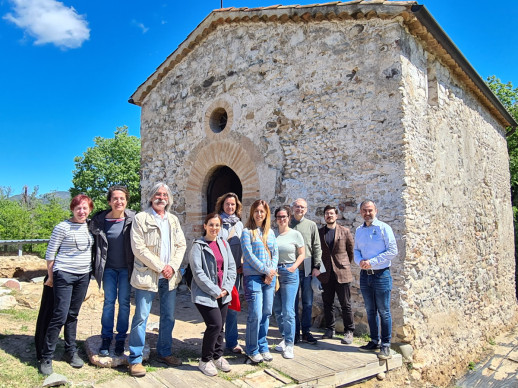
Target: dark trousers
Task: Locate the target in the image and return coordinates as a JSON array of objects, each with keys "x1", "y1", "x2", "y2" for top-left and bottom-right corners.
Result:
[
  {"x1": 195, "y1": 300, "x2": 228, "y2": 362},
  {"x1": 41, "y1": 270, "x2": 90, "y2": 360},
  {"x1": 35, "y1": 275, "x2": 54, "y2": 360},
  {"x1": 321, "y1": 272, "x2": 355, "y2": 333}
]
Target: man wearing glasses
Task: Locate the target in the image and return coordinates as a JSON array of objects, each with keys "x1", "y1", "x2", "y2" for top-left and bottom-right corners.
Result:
[
  {"x1": 128, "y1": 182, "x2": 187, "y2": 376},
  {"x1": 318, "y1": 205, "x2": 355, "y2": 344},
  {"x1": 290, "y1": 198, "x2": 322, "y2": 344}
]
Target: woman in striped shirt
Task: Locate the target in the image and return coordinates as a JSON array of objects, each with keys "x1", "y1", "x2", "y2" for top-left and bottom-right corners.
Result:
[{"x1": 39, "y1": 194, "x2": 94, "y2": 376}]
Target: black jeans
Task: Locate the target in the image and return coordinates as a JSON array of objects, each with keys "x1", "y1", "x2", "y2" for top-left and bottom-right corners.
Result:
[
  {"x1": 195, "y1": 300, "x2": 228, "y2": 362},
  {"x1": 321, "y1": 271, "x2": 355, "y2": 333},
  {"x1": 41, "y1": 270, "x2": 90, "y2": 359}
]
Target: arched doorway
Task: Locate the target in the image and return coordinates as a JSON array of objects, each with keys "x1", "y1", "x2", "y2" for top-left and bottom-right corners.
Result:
[{"x1": 206, "y1": 166, "x2": 242, "y2": 214}]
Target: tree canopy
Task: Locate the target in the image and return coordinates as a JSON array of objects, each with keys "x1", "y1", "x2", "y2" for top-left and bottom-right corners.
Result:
[
  {"x1": 70, "y1": 126, "x2": 141, "y2": 212},
  {"x1": 486, "y1": 76, "x2": 518, "y2": 208},
  {"x1": 0, "y1": 187, "x2": 70, "y2": 257}
]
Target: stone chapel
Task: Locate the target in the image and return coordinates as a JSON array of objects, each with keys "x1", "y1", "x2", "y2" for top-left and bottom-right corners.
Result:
[{"x1": 129, "y1": 1, "x2": 517, "y2": 384}]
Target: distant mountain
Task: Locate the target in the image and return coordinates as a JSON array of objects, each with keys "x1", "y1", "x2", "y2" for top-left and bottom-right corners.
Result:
[{"x1": 8, "y1": 191, "x2": 70, "y2": 204}]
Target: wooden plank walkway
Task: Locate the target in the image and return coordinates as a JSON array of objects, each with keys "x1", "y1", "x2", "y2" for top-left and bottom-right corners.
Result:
[{"x1": 96, "y1": 339, "x2": 402, "y2": 387}]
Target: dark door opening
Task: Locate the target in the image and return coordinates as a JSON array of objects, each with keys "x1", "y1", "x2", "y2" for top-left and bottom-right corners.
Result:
[{"x1": 206, "y1": 166, "x2": 242, "y2": 214}]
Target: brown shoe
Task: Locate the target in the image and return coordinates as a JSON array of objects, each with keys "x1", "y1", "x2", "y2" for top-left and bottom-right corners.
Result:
[
  {"x1": 129, "y1": 363, "x2": 146, "y2": 377},
  {"x1": 157, "y1": 355, "x2": 183, "y2": 367}
]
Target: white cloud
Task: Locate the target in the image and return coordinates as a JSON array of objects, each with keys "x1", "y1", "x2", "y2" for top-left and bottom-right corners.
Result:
[
  {"x1": 132, "y1": 20, "x2": 149, "y2": 34},
  {"x1": 4, "y1": 0, "x2": 90, "y2": 49}
]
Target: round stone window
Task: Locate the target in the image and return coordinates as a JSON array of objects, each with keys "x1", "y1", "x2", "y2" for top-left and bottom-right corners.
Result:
[{"x1": 209, "y1": 108, "x2": 228, "y2": 133}]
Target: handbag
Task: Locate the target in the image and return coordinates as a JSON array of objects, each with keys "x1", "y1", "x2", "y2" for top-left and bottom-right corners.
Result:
[{"x1": 228, "y1": 285, "x2": 241, "y2": 311}]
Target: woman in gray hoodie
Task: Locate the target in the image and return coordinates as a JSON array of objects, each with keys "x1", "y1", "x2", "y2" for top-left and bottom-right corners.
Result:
[{"x1": 190, "y1": 213, "x2": 236, "y2": 376}]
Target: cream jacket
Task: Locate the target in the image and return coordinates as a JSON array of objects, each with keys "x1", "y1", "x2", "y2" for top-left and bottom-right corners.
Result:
[{"x1": 130, "y1": 207, "x2": 187, "y2": 292}]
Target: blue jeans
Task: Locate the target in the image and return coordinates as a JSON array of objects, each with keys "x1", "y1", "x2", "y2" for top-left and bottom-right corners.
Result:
[
  {"x1": 273, "y1": 264, "x2": 299, "y2": 345},
  {"x1": 295, "y1": 271, "x2": 313, "y2": 335},
  {"x1": 243, "y1": 275, "x2": 275, "y2": 356},
  {"x1": 360, "y1": 268, "x2": 392, "y2": 347},
  {"x1": 129, "y1": 279, "x2": 177, "y2": 364},
  {"x1": 101, "y1": 268, "x2": 131, "y2": 341},
  {"x1": 42, "y1": 271, "x2": 90, "y2": 359},
  {"x1": 225, "y1": 273, "x2": 242, "y2": 349}
]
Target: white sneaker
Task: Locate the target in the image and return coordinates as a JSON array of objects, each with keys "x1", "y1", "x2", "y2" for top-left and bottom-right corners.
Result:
[
  {"x1": 261, "y1": 352, "x2": 273, "y2": 362},
  {"x1": 213, "y1": 357, "x2": 231, "y2": 372},
  {"x1": 249, "y1": 353, "x2": 263, "y2": 363},
  {"x1": 283, "y1": 344, "x2": 294, "y2": 359},
  {"x1": 198, "y1": 360, "x2": 217, "y2": 376},
  {"x1": 274, "y1": 339, "x2": 285, "y2": 352}
]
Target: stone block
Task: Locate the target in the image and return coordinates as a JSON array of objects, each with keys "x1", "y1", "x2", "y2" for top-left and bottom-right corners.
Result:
[{"x1": 85, "y1": 335, "x2": 150, "y2": 368}]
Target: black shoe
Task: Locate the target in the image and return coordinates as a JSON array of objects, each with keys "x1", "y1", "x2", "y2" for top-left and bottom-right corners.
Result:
[
  {"x1": 114, "y1": 340, "x2": 125, "y2": 356},
  {"x1": 378, "y1": 346, "x2": 392, "y2": 360},
  {"x1": 359, "y1": 341, "x2": 380, "y2": 352},
  {"x1": 294, "y1": 332, "x2": 300, "y2": 344},
  {"x1": 39, "y1": 359, "x2": 53, "y2": 375},
  {"x1": 63, "y1": 351, "x2": 84, "y2": 368},
  {"x1": 301, "y1": 332, "x2": 318, "y2": 345},
  {"x1": 99, "y1": 337, "x2": 111, "y2": 357},
  {"x1": 322, "y1": 329, "x2": 335, "y2": 339}
]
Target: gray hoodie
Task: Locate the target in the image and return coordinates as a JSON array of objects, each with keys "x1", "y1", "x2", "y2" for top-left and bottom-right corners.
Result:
[{"x1": 189, "y1": 236, "x2": 237, "y2": 308}]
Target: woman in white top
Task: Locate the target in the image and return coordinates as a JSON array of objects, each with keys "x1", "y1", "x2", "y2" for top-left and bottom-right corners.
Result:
[
  {"x1": 39, "y1": 194, "x2": 94, "y2": 376},
  {"x1": 272, "y1": 205, "x2": 305, "y2": 359}
]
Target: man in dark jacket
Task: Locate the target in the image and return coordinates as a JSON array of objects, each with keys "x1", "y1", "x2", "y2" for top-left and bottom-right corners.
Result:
[{"x1": 317, "y1": 205, "x2": 355, "y2": 344}]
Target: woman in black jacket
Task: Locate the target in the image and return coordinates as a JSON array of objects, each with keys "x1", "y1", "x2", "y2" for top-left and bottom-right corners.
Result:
[{"x1": 90, "y1": 186, "x2": 135, "y2": 357}]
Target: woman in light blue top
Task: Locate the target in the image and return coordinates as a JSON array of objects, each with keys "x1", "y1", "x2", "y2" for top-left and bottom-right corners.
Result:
[{"x1": 241, "y1": 199, "x2": 278, "y2": 363}]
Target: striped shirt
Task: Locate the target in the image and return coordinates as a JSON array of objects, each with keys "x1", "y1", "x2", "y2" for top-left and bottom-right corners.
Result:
[
  {"x1": 46, "y1": 220, "x2": 93, "y2": 274},
  {"x1": 241, "y1": 228, "x2": 278, "y2": 276}
]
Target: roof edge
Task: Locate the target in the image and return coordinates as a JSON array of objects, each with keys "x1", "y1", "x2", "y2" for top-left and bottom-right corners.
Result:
[
  {"x1": 411, "y1": 4, "x2": 517, "y2": 131},
  {"x1": 129, "y1": 1, "x2": 517, "y2": 132}
]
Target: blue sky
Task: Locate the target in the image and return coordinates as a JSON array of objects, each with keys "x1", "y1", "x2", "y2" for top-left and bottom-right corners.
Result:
[{"x1": 1, "y1": 0, "x2": 517, "y2": 195}]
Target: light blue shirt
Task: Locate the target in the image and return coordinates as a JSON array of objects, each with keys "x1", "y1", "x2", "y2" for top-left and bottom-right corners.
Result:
[
  {"x1": 354, "y1": 218, "x2": 397, "y2": 270},
  {"x1": 241, "y1": 228, "x2": 279, "y2": 276}
]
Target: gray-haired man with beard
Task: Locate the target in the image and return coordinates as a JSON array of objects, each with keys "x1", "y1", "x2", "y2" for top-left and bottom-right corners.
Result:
[{"x1": 128, "y1": 183, "x2": 186, "y2": 377}]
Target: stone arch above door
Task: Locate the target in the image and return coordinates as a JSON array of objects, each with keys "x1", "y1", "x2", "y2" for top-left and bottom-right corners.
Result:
[{"x1": 184, "y1": 140, "x2": 261, "y2": 237}]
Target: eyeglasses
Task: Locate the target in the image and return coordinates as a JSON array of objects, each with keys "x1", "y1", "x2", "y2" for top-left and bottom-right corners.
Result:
[
  {"x1": 276, "y1": 215, "x2": 288, "y2": 220},
  {"x1": 294, "y1": 205, "x2": 306, "y2": 209}
]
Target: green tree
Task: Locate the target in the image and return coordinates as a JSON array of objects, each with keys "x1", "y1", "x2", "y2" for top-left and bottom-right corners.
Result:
[
  {"x1": 30, "y1": 194, "x2": 70, "y2": 256},
  {"x1": 0, "y1": 199, "x2": 31, "y2": 240},
  {"x1": 0, "y1": 188, "x2": 70, "y2": 257},
  {"x1": 486, "y1": 76, "x2": 518, "y2": 207},
  {"x1": 71, "y1": 126, "x2": 141, "y2": 212},
  {"x1": 487, "y1": 76, "x2": 518, "y2": 298}
]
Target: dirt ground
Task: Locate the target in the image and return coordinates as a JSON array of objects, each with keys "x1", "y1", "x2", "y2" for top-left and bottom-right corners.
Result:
[{"x1": 0, "y1": 255, "x2": 219, "y2": 387}]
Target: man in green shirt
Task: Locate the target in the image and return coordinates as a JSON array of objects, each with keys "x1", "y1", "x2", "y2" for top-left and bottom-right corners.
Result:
[{"x1": 290, "y1": 198, "x2": 322, "y2": 344}]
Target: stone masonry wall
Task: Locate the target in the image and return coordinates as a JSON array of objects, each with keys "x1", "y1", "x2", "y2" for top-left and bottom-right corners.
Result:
[
  {"x1": 139, "y1": 17, "x2": 408, "y2": 334},
  {"x1": 398, "y1": 32, "x2": 517, "y2": 385}
]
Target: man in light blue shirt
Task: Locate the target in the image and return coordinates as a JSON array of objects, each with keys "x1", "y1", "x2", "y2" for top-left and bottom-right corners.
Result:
[{"x1": 354, "y1": 200, "x2": 397, "y2": 360}]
